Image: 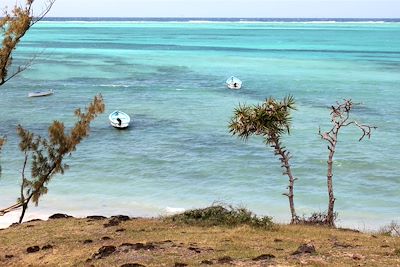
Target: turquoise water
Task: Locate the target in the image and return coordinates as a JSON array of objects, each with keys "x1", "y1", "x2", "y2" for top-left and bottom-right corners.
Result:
[{"x1": 0, "y1": 21, "x2": 399, "y2": 229}]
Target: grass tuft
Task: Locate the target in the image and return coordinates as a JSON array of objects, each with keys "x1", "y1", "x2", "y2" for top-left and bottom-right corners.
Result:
[{"x1": 165, "y1": 205, "x2": 274, "y2": 229}]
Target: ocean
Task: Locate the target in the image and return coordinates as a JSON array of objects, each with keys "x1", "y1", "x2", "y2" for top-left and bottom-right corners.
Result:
[{"x1": 0, "y1": 18, "x2": 399, "y2": 229}]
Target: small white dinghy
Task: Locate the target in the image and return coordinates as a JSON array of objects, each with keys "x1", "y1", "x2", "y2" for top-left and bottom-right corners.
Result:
[
  {"x1": 226, "y1": 76, "x2": 242, "y2": 90},
  {"x1": 109, "y1": 110, "x2": 130, "y2": 129},
  {"x1": 28, "y1": 89, "x2": 54, "y2": 97}
]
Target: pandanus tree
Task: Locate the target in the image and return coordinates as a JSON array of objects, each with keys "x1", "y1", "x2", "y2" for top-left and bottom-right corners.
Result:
[
  {"x1": 0, "y1": 95, "x2": 105, "y2": 223},
  {"x1": 229, "y1": 95, "x2": 299, "y2": 224},
  {"x1": 319, "y1": 99, "x2": 376, "y2": 226}
]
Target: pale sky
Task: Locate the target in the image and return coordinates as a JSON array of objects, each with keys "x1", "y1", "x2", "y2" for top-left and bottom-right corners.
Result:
[{"x1": 2, "y1": 0, "x2": 400, "y2": 18}]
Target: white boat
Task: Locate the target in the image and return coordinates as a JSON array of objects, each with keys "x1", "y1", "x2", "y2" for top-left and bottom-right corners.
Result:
[
  {"x1": 109, "y1": 110, "x2": 130, "y2": 129},
  {"x1": 226, "y1": 76, "x2": 242, "y2": 90},
  {"x1": 28, "y1": 89, "x2": 54, "y2": 97}
]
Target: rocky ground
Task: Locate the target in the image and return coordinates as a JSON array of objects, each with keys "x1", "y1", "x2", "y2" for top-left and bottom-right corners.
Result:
[{"x1": 0, "y1": 213, "x2": 399, "y2": 266}]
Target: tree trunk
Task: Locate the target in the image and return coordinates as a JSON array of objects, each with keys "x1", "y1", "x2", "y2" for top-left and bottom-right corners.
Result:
[
  {"x1": 18, "y1": 202, "x2": 28, "y2": 224},
  {"x1": 18, "y1": 194, "x2": 32, "y2": 224},
  {"x1": 326, "y1": 141, "x2": 336, "y2": 226},
  {"x1": 273, "y1": 140, "x2": 298, "y2": 224}
]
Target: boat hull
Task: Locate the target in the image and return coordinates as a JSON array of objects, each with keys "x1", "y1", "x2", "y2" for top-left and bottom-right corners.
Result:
[
  {"x1": 109, "y1": 111, "x2": 130, "y2": 129},
  {"x1": 225, "y1": 76, "x2": 242, "y2": 90},
  {"x1": 28, "y1": 89, "x2": 54, "y2": 97}
]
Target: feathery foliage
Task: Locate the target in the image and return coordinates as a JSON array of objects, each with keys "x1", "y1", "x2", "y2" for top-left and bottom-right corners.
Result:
[
  {"x1": 0, "y1": 0, "x2": 55, "y2": 86},
  {"x1": 229, "y1": 95, "x2": 299, "y2": 223},
  {"x1": 0, "y1": 95, "x2": 105, "y2": 222}
]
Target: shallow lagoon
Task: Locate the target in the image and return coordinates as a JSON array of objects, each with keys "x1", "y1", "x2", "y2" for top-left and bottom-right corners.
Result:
[{"x1": 0, "y1": 20, "x2": 399, "y2": 229}]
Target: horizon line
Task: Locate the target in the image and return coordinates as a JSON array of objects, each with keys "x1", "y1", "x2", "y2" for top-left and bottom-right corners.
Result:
[{"x1": 42, "y1": 16, "x2": 400, "y2": 19}]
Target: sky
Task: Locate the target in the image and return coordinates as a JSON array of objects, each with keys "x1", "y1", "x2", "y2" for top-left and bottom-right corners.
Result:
[{"x1": 2, "y1": 0, "x2": 400, "y2": 18}]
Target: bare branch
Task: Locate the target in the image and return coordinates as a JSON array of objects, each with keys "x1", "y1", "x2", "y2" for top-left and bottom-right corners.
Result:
[
  {"x1": 319, "y1": 99, "x2": 375, "y2": 227},
  {"x1": 354, "y1": 121, "x2": 377, "y2": 141}
]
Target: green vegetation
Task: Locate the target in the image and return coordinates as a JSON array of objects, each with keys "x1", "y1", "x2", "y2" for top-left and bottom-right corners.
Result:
[
  {"x1": 0, "y1": 0, "x2": 106, "y2": 225},
  {"x1": 0, "y1": 0, "x2": 55, "y2": 86},
  {"x1": 165, "y1": 205, "x2": 274, "y2": 229},
  {"x1": 0, "y1": 95, "x2": 105, "y2": 222},
  {"x1": 229, "y1": 96, "x2": 299, "y2": 223}
]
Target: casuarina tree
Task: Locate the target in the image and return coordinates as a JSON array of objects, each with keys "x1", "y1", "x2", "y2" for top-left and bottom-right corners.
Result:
[
  {"x1": 0, "y1": 95, "x2": 105, "y2": 223},
  {"x1": 0, "y1": 0, "x2": 55, "y2": 86},
  {"x1": 0, "y1": 0, "x2": 55, "y2": 169},
  {"x1": 229, "y1": 95, "x2": 299, "y2": 223}
]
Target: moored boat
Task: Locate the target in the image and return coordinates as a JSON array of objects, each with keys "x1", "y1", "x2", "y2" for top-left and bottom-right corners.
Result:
[
  {"x1": 28, "y1": 89, "x2": 54, "y2": 97},
  {"x1": 109, "y1": 110, "x2": 130, "y2": 129},
  {"x1": 226, "y1": 76, "x2": 242, "y2": 90}
]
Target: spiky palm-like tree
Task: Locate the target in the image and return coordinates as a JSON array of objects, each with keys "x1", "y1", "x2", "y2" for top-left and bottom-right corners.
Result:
[{"x1": 229, "y1": 95, "x2": 299, "y2": 223}]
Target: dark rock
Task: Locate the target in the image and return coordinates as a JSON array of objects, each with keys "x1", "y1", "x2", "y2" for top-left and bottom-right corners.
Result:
[
  {"x1": 26, "y1": 225, "x2": 34, "y2": 228},
  {"x1": 83, "y1": 239, "x2": 93, "y2": 244},
  {"x1": 48, "y1": 213, "x2": 72, "y2": 220},
  {"x1": 120, "y1": 264, "x2": 146, "y2": 267},
  {"x1": 252, "y1": 254, "x2": 276, "y2": 261},
  {"x1": 92, "y1": 245, "x2": 116, "y2": 259},
  {"x1": 352, "y1": 253, "x2": 364, "y2": 260},
  {"x1": 381, "y1": 244, "x2": 390, "y2": 248},
  {"x1": 217, "y1": 256, "x2": 233, "y2": 264},
  {"x1": 102, "y1": 236, "x2": 112, "y2": 240},
  {"x1": 200, "y1": 260, "x2": 213, "y2": 265},
  {"x1": 116, "y1": 228, "x2": 126, "y2": 232},
  {"x1": 111, "y1": 215, "x2": 130, "y2": 221},
  {"x1": 42, "y1": 244, "x2": 53, "y2": 250},
  {"x1": 174, "y1": 263, "x2": 187, "y2": 267},
  {"x1": 292, "y1": 243, "x2": 316, "y2": 255},
  {"x1": 87, "y1": 215, "x2": 107, "y2": 220},
  {"x1": 338, "y1": 228, "x2": 360, "y2": 233},
  {"x1": 188, "y1": 246, "x2": 201, "y2": 253},
  {"x1": 26, "y1": 219, "x2": 43, "y2": 223},
  {"x1": 27, "y1": 246, "x2": 40, "y2": 253},
  {"x1": 274, "y1": 238, "x2": 283, "y2": 242},
  {"x1": 5, "y1": 254, "x2": 14, "y2": 259},
  {"x1": 104, "y1": 217, "x2": 121, "y2": 227},
  {"x1": 141, "y1": 243, "x2": 156, "y2": 250},
  {"x1": 9, "y1": 223, "x2": 19, "y2": 228}
]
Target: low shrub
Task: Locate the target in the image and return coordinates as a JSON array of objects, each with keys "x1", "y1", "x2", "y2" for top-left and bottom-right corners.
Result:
[
  {"x1": 165, "y1": 205, "x2": 274, "y2": 229},
  {"x1": 297, "y1": 211, "x2": 338, "y2": 226}
]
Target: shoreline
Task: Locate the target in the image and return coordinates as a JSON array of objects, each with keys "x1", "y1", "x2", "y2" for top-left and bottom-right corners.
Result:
[{"x1": 0, "y1": 207, "x2": 394, "y2": 233}]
